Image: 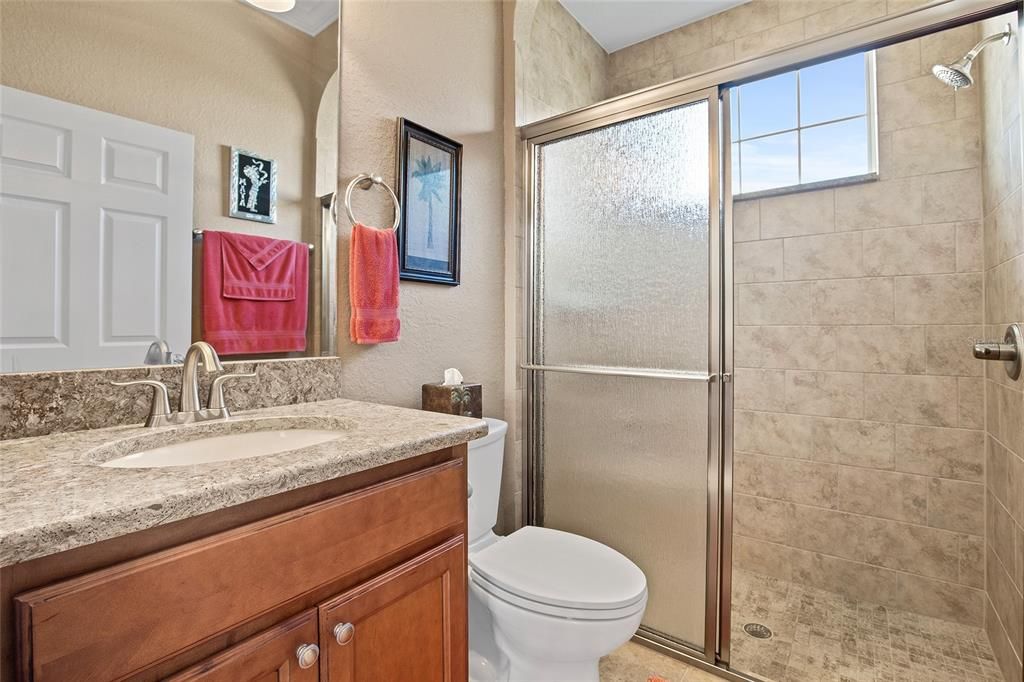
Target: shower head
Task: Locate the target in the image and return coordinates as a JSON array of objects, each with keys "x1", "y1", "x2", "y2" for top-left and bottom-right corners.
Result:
[{"x1": 932, "y1": 23, "x2": 1012, "y2": 90}]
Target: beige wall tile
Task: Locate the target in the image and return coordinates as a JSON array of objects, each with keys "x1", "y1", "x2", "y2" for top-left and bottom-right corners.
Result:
[
  {"x1": 792, "y1": 551, "x2": 900, "y2": 606},
  {"x1": 984, "y1": 189, "x2": 1023, "y2": 270},
  {"x1": 925, "y1": 325, "x2": 984, "y2": 376},
  {"x1": 927, "y1": 478, "x2": 984, "y2": 534},
  {"x1": 862, "y1": 517, "x2": 961, "y2": 581},
  {"x1": 960, "y1": 534, "x2": 985, "y2": 589},
  {"x1": 986, "y1": 546, "x2": 1024, "y2": 657},
  {"x1": 734, "y1": 199, "x2": 760, "y2": 242},
  {"x1": 834, "y1": 325, "x2": 926, "y2": 374},
  {"x1": 896, "y1": 573, "x2": 984, "y2": 625},
  {"x1": 733, "y1": 536, "x2": 797, "y2": 581},
  {"x1": 864, "y1": 374, "x2": 959, "y2": 426},
  {"x1": 837, "y1": 468, "x2": 927, "y2": 524},
  {"x1": 876, "y1": 37, "x2": 923, "y2": 85},
  {"x1": 736, "y1": 281, "x2": 814, "y2": 325},
  {"x1": 734, "y1": 19, "x2": 805, "y2": 61},
  {"x1": 651, "y1": 18, "x2": 712, "y2": 63},
  {"x1": 671, "y1": 41, "x2": 735, "y2": 79},
  {"x1": 895, "y1": 425, "x2": 984, "y2": 482},
  {"x1": 788, "y1": 504, "x2": 867, "y2": 561},
  {"x1": 783, "y1": 232, "x2": 863, "y2": 280},
  {"x1": 891, "y1": 118, "x2": 981, "y2": 178},
  {"x1": 878, "y1": 74, "x2": 955, "y2": 132},
  {"x1": 735, "y1": 409, "x2": 815, "y2": 459},
  {"x1": 894, "y1": 273, "x2": 983, "y2": 324},
  {"x1": 710, "y1": 0, "x2": 779, "y2": 44},
  {"x1": 812, "y1": 417, "x2": 895, "y2": 468},
  {"x1": 958, "y1": 377, "x2": 984, "y2": 429},
  {"x1": 785, "y1": 370, "x2": 864, "y2": 419},
  {"x1": 985, "y1": 597, "x2": 1023, "y2": 681},
  {"x1": 812, "y1": 277, "x2": 894, "y2": 324},
  {"x1": 734, "y1": 493, "x2": 795, "y2": 545},
  {"x1": 735, "y1": 452, "x2": 838, "y2": 509},
  {"x1": 736, "y1": 325, "x2": 836, "y2": 370},
  {"x1": 760, "y1": 189, "x2": 835, "y2": 239},
  {"x1": 921, "y1": 169, "x2": 983, "y2": 224},
  {"x1": 735, "y1": 239, "x2": 783, "y2": 283},
  {"x1": 956, "y1": 221, "x2": 983, "y2": 272},
  {"x1": 988, "y1": 495, "x2": 1019, "y2": 589},
  {"x1": 989, "y1": 380, "x2": 1024, "y2": 456},
  {"x1": 607, "y1": 40, "x2": 653, "y2": 79},
  {"x1": 803, "y1": 0, "x2": 886, "y2": 39},
  {"x1": 834, "y1": 177, "x2": 922, "y2": 231},
  {"x1": 779, "y1": 0, "x2": 844, "y2": 24},
  {"x1": 734, "y1": 368, "x2": 787, "y2": 412},
  {"x1": 862, "y1": 224, "x2": 955, "y2": 276}
]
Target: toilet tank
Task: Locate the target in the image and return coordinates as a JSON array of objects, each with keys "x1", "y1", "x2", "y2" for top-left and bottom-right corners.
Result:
[{"x1": 467, "y1": 417, "x2": 508, "y2": 546}]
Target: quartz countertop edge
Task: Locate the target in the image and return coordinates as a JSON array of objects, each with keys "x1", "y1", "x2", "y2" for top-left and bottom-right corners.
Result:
[{"x1": 0, "y1": 398, "x2": 488, "y2": 566}]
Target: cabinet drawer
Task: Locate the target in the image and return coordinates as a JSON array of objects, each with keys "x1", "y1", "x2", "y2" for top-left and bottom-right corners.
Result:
[
  {"x1": 16, "y1": 460, "x2": 465, "y2": 681},
  {"x1": 165, "y1": 609, "x2": 319, "y2": 682}
]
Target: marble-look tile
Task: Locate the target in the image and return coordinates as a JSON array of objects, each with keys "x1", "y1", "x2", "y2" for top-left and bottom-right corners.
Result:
[
  {"x1": 710, "y1": 0, "x2": 779, "y2": 44},
  {"x1": 734, "y1": 239, "x2": 783, "y2": 283},
  {"x1": 958, "y1": 376, "x2": 985, "y2": 430},
  {"x1": 986, "y1": 546, "x2": 1024, "y2": 652},
  {"x1": 863, "y1": 374, "x2": 959, "y2": 426},
  {"x1": 921, "y1": 168, "x2": 984, "y2": 223},
  {"x1": 862, "y1": 517, "x2": 961, "y2": 581},
  {"x1": 984, "y1": 189, "x2": 1024, "y2": 271},
  {"x1": 926, "y1": 478, "x2": 984, "y2": 534},
  {"x1": 960, "y1": 533, "x2": 985, "y2": 589},
  {"x1": 734, "y1": 19, "x2": 805, "y2": 61},
  {"x1": 735, "y1": 409, "x2": 815, "y2": 459},
  {"x1": 735, "y1": 281, "x2": 814, "y2": 325},
  {"x1": 760, "y1": 189, "x2": 835, "y2": 239},
  {"x1": 651, "y1": 18, "x2": 713, "y2": 63},
  {"x1": 834, "y1": 176, "x2": 922, "y2": 230},
  {"x1": 607, "y1": 40, "x2": 654, "y2": 78},
  {"x1": 803, "y1": 0, "x2": 887, "y2": 38},
  {"x1": 783, "y1": 232, "x2": 863, "y2": 280},
  {"x1": 878, "y1": 74, "x2": 955, "y2": 132},
  {"x1": 985, "y1": 596, "x2": 1023, "y2": 682},
  {"x1": 862, "y1": 223, "x2": 956, "y2": 276},
  {"x1": 834, "y1": 325, "x2": 926, "y2": 374},
  {"x1": 785, "y1": 370, "x2": 864, "y2": 419},
  {"x1": 837, "y1": 468, "x2": 927, "y2": 524},
  {"x1": 791, "y1": 552, "x2": 900, "y2": 605},
  {"x1": 735, "y1": 493, "x2": 796, "y2": 545},
  {"x1": 876, "y1": 37, "x2": 923, "y2": 85},
  {"x1": 987, "y1": 494, "x2": 1018, "y2": 588},
  {"x1": 734, "y1": 368, "x2": 787, "y2": 412},
  {"x1": 812, "y1": 277, "x2": 894, "y2": 324},
  {"x1": 895, "y1": 425, "x2": 984, "y2": 482},
  {"x1": 788, "y1": 505, "x2": 866, "y2": 561},
  {"x1": 779, "y1": 0, "x2": 844, "y2": 24},
  {"x1": 734, "y1": 535, "x2": 799, "y2": 581},
  {"x1": 733, "y1": 198, "x2": 760, "y2": 242},
  {"x1": 891, "y1": 118, "x2": 981, "y2": 177},
  {"x1": 735, "y1": 325, "x2": 836, "y2": 370},
  {"x1": 894, "y1": 273, "x2": 983, "y2": 324},
  {"x1": 671, "y1": 42, "x2": 735, "y2": 79},
  {"x1": 811, "y1": 417, "x2": 895, "y2": 468},
  {"x1": 925, "y1": 325, "x2": 984, "y2": 376},
  {"x1": 894, "y1": 572, "x2": 984, "y2": 625},
  {"x1": 735, "y1": 452, "x2": 838, "y2": 509},
  {"x1": 987, "y1": 381, "x2": 1024, "y2": 456}
]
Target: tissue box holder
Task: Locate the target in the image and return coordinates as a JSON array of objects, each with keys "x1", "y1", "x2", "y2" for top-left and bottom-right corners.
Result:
[{"x1": 422, "y1": 382, "x2": 482, "y2": 418}]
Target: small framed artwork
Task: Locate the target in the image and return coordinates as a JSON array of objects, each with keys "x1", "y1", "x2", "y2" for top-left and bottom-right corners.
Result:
[
  {"x1": 396, "y1": 119, "x2": 462, "y2": 285},
  {"x1": 229, "y1": 147, "x2": 277, "y2": 224}
]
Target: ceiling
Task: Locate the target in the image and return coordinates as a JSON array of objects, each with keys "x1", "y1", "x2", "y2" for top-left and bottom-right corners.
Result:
[
  {"x1": 559, "y1": 0, "x2": 749, "y2": 52},
  {"x1": 245, "y1": 0, "x2": 338, "y2": 37}
]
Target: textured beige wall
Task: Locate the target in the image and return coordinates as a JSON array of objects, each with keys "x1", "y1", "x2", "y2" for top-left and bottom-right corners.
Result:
[
  {"x1": 732, "y1": 24, "x2": 989, "y2": 635},
  {"x1": 338, "y1": 1, "x2": 506, "y2": 455},
  {"x1": 980, "y1": 13, "x2": 1024, "y2": 681},
  {"x1": 0, "y1": 0, "x2": 334, "y2": 244},
  {"x1": 514, "y1": 0, "x2": 607, "y2": 126}
]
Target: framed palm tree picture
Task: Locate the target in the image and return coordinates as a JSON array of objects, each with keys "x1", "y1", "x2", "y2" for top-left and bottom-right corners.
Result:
[{"x1": 395, "y1": 118, "x2": 462, "y2": 285}]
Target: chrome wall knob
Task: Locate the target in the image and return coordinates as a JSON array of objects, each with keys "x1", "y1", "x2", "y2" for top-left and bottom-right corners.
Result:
[
  {"x1": 973, "y1": 323, "x2": 1022, "y2": 380},
  {"x1": 333, "y1": 622, "x2": 355, "y2": 645},
  {"x1": 296, "y1": 643, "x2": 319, "y2": 669}
]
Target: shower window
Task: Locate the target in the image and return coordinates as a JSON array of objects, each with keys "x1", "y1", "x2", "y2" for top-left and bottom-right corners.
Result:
[{"x1": 731, "y1": 52, "x2": 878, "y2": 197}]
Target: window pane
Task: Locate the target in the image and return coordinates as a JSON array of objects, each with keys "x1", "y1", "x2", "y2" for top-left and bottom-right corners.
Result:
[
  {"x1": 731, "y1": 142, "x2": 740, "y2": 193},
  {"x1": 739, "y1": 132, "x2": 798, "y2": 193},
  {"x1": 801, "y1": 117, "x2": 870, "y2": 184},
  {"x1": 800, "y1": 53, "x2": 867, "y2": 126},
  {"x1": 736, "y1": 72, "x2": 797, "y2": 139}
]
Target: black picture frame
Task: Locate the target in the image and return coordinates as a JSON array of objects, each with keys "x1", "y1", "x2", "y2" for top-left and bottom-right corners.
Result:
[
  {"x1": 395, "y1": 118, "x2": 462, "y2": 285},
  {"x1": 228, "y1": 147, "x2": 277, "y2": 224}
]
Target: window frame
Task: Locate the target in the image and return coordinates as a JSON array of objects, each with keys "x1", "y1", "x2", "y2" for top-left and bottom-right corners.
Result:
[{"x1": 731, "y1": 50, "x2": 879, "y2": 200}]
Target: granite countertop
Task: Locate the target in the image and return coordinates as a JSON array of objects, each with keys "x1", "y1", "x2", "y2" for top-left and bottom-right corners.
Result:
[{"x1": 0, "y1": 398, "x2": 488, "y2": 566}]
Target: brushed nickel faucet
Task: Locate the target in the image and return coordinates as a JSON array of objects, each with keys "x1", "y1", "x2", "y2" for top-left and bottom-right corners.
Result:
[{"x1": 113, "y1": 341, "x2": 255, "y2": 427}]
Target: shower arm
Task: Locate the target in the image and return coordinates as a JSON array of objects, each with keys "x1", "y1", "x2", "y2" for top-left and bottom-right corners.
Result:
[{"x1": 963, "y1": 28, "x2": 1012, "y2": 62}]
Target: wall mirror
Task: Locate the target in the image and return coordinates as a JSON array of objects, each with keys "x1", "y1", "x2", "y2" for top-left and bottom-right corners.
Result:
[{"x1": 0, "y1": 0, "x2": 340, "y2": 373}]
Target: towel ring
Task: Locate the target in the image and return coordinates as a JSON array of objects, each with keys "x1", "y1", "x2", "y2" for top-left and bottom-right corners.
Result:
[{"x1": 344, "y1": 174, "x2": 401, "y2": 233}]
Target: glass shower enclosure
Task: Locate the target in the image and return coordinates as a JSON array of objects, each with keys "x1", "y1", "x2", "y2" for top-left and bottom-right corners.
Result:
[{"x1": 523, "y1": 86, "x2": 727, "y2": 660}]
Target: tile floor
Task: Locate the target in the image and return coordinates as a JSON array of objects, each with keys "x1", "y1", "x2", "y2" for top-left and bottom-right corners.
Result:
[{"x1": 600, "y1": 569, "x2": 1005, "y2": 682}]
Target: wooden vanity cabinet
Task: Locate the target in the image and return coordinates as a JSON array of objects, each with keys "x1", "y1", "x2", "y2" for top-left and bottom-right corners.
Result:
[{"x1": 5, "y1": 447, "x2": 469, "y2": 682}]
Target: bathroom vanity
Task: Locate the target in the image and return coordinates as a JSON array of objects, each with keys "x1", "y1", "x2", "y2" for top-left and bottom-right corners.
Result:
[{"x1": 0, "y1": 399, "x2": 487, "y2": 681}]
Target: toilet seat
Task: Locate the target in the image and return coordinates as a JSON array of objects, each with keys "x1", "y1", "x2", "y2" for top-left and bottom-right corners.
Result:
[{"x1": 469, "y1": 526, "x2": 647, "y2": 620}]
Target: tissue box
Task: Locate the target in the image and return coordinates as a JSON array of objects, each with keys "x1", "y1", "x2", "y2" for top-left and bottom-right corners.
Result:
[{"x1": 422, "y1": 382, "x2": 482, "y2": 418}]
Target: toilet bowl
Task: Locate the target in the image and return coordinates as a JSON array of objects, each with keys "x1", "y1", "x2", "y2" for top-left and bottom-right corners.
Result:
[{"x1": 467, "y1": 418, "x2": 647, "y2": 682}]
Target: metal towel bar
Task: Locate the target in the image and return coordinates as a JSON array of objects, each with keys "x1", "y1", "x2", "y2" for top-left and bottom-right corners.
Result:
[{"x1": 192, "y1": 229, "x2": 314, "y2": 251}]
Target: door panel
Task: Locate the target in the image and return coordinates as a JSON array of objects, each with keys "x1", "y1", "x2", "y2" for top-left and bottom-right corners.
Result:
[{"x1": 319, "y1": 538, "x2": 466, "y2": 682}]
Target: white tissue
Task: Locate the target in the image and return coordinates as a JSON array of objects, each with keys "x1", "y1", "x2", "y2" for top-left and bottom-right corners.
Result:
[{"x1": 443, "y1": 368, "x2": 464, "y2": 386}]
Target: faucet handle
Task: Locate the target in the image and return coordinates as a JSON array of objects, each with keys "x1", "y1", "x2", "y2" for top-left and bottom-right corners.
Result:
[
  {"x1": 111, "y1": 380, "x2": 172, "y2": 427},
  {"x1": 208, "y1": 372, "x2": 257, "y2": 415}
]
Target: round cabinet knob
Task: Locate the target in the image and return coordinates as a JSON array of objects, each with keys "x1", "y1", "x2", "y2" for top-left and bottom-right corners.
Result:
[
  {"x1": 333, "y1": 622, "x2": 355, "y2": 645},
  {"x1": 295, "y1": 643, "x2": 319, "y2": 669}
]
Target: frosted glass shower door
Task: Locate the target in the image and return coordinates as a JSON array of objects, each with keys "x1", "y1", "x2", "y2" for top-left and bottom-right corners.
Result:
[{"x1": 528, "y1": 90, "x2": 721, "y2": 653}]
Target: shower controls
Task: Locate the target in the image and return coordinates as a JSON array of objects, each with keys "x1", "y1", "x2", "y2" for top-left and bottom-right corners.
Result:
[{"x1": 973, "y1": 323, "x2": 1022, "y2": 380}]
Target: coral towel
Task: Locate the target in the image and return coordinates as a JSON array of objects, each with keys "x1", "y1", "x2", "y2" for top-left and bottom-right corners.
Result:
[
  {"x1": 349, "y1": 222, "x2": 400, "y2": 344},
  {"x1": 202, "y1": 230, "x2": 308, "y2": 355}
]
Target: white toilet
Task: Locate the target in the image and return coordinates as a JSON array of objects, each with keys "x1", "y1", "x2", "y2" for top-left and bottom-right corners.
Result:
[{"x1": 467, "y1": 418, "x2": 647, "y2": 682}]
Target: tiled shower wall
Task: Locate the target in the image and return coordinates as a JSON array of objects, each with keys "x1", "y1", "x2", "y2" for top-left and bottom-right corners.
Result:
[
  {"x1": 980, "y1": 13, "x2": 1024, "y2": 681},
  {"x1": 731, "y1": 25, "x2": 990, "y2": 627}
]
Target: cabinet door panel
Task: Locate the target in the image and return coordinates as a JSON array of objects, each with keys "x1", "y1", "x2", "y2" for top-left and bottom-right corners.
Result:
[
  {"x1": 320, "y1": 538, "x2": 466, "y2": 682},
  {"x1": 166, "y1": 609, "x2": 319, "y2": 682}
]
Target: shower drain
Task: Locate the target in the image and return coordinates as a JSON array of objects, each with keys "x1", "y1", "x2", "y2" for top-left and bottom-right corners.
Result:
[{"x1": 743, "y1": 623, "x2": 773, "y2": 639}]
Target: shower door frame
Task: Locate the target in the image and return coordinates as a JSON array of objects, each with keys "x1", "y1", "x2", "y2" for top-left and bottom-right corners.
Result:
[
  {"x1": 519, "y1": 0, "x2": 1018, "y2": 676},
  {"x1": 522, "y1": 85, "x2": 727, "y2": 663}
]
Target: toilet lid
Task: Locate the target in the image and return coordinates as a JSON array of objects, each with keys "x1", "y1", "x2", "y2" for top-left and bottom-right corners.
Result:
[{"x1": 469, "y1": 526, "x2": 647, "y2": 611}]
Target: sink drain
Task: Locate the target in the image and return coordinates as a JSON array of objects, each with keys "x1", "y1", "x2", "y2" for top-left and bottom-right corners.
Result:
[{"x1": 743, "y1": 623, "x2": 773, "y2": 639}]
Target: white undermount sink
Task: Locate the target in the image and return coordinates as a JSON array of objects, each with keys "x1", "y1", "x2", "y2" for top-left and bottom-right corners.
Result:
[{"x1": 94, "y1": 416, "x2": 351, "y2": 469}]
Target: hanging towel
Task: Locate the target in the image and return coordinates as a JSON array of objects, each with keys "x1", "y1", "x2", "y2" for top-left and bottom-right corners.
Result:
[
  {"x1": 349, "y1": 222, "x2": 400, "y2": 344},
  {"x1": 202, "y1": 230, "x2": 308, "y2": 355}
]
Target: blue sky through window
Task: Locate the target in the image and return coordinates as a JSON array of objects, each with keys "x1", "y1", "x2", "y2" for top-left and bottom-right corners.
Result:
[{"x1": 731, "y1": 52, "x2": 875, "y2": 195}]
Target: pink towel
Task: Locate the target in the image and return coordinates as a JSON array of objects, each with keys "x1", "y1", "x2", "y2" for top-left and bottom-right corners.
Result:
[
  {"x1": 349, "y1": 223, "x2": 400, "y2": 344},
  {"x1": 202, "y1": 230, "x2": 308, "y2": 355}
]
